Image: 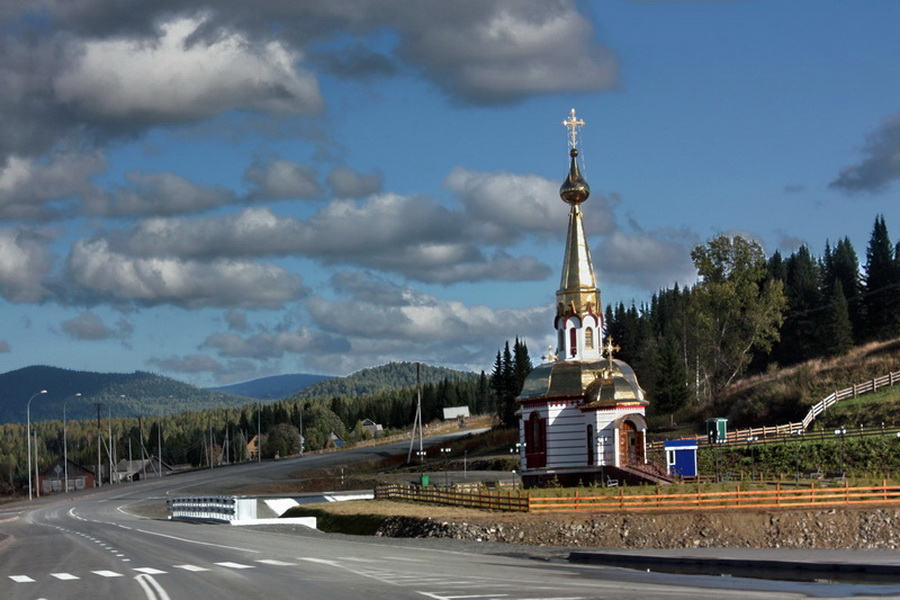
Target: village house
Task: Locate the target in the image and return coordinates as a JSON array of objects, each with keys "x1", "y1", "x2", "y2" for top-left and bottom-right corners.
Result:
[{"x1": 37, "y1": 458, "x2": 95, "y2": 494}]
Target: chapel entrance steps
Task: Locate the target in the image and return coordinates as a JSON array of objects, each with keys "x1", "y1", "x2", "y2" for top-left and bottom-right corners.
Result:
[{"x1": 611, "y1": 463, "x2": 674, "y2": 486}]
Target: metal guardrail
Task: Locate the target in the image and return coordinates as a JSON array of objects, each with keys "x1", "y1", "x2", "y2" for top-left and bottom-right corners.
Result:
[{"x1": 167, "y1": 496, "x2": 257, "y2": 522}]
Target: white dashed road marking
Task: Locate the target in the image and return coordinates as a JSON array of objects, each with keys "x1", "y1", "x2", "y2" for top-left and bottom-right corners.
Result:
[
  {"x1": 215, "y1": 562, "x2": 254, "y2": 570},
  {"x1": 134, "y1": 567, "x2": 168, "y2": 575},
  {"x1": 256, "y1": 559, "x2": 297, "y2": 566},
  {"x1": 173, "y1": 564, "x2": 209, "y2": 572},
  {"x1": 9, "y1": 555, "x2": 588, "y2": 600}
]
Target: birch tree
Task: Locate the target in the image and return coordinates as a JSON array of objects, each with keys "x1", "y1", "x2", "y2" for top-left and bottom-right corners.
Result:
[{"x1": 690, "y1": 235, "x2": 787, "y2": 401}]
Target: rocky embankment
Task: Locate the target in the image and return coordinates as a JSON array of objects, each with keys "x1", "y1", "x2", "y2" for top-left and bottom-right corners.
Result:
[{"x1": 375, "y1": 507, "x2": 900, "y2": 549}]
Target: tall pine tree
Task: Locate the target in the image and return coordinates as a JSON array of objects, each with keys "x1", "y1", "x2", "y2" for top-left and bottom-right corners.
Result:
[
  {"x1": 776, "y1": 245, "x2": 823, "y2": 363},
  {"x1": 653, "y1": 335, "x2": 690, "y2": 421},
  {"x1": 512, "y1": 338, "x2": 533, "y2": 395},
  {"x1": 863, "y1": 215, "x2": 900, "y2": 340},
  {"x1": 822, "y1": 237, "x2": 864, "y2": 341},
  {"x1": 825, "y1": 280, "x2": 854, "y2": 356}
]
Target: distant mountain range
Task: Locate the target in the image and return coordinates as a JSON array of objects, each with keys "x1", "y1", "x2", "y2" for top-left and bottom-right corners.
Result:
[
  {"x1": 211, "y1": 362, "x2": 479, "y2": 402},
  {"x1": 210, "y1": 373, "x2": 332, "y2": 400},
  {"x1": 0, "y1": 365, "x2": 255, "y2": 424},
  {"x1": 0, "y1": 362, "x2": 479, "y2": 425},
  {"x1": 287, "y1": 361, "x2": 480, "y2": 400}
]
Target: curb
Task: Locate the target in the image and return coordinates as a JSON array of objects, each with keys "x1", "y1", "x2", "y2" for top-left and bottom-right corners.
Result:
[
  {"x1": 231, "y1": 517, "x2": 317, "y2": 528},
  {"x1": 568, "y1": 551, "x2": 900, "y2": 579}
]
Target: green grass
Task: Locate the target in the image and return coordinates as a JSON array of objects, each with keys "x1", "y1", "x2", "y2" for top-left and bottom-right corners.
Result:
[
  {"x1": 280, "y1": 506, "x2": 389, "y2": 535},
  {"x1": 817, "y1": 386, "x2": 900, "y2": 429}
]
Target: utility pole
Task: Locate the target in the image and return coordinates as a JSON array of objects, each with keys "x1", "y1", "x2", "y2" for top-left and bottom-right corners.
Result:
[
  {"x1": 139, "y1": 416, "x2": 147, "y2": 480},
  {"x1": 407, "y1": 363, "x2": 424, "y2": 464},
  {"x1": 107, "y1": 407, "x2": 114, "y2": 484},
  {"x1": 157, "y1": 420, "x2": 163, "y2": 477}
]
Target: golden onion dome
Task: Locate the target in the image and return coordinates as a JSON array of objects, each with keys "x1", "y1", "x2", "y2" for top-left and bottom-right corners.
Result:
[
  {"x1": 518, "y1": 358, "x2": 647, "y2": 408},
  {"x1": 559, "y1": 148, "x2": 590, "y2": 205},
  {"x1": 582, "y1": 359, "x2": 648, "y2": 409}
]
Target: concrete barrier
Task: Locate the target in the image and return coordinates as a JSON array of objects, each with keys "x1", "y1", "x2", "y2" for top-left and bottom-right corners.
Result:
[
  {"x1": 167, "y1": 495, "x2": 317, "y2": 528},
  {"x1": 167, "y1": 496, "x2": 257, "y2": 522}
]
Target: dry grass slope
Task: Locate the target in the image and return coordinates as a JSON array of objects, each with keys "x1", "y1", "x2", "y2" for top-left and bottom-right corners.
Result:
[{"x1": 708, "y1": 338, "x2": 900, "y2": 427}]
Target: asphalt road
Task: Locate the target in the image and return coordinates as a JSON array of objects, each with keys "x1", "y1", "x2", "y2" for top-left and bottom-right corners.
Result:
[{"x1": 3, "y1": 434, "x2": 900, "y2": 599}]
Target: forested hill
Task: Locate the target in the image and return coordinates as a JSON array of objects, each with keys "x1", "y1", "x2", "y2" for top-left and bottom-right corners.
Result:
[
  {"x1": 0, "y1": 366, "x2": 254, "y2": 424},
  {"x1": 210, "y1": 373, "x2": 332, "y2": 400},
  {"x1": 0, "y1": 362, "x2": 481, "y2": 425},
  {"x1": 291, "y1": 361, "x2": 480, "y2": 400}
]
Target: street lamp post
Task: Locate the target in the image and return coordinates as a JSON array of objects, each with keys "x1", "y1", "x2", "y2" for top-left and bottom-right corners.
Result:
[
  {"x1": 596, "y1": 438, "x2": 608, "y2": 485},
  {"x1": 835, "y1": 427, "x2": 847, "y2": 475},
  {"x1": 440, "y1": 447, "x2": 451, "y2": 486},
  {"x1": 63, "y1": 393, "x2": 82, "y2": 493},
  {"x1": 26, "y1": 390, "x2": 48, "y2": 500},
  {"x1": 746, "y1": 436, "x2": 758, "y2": 481}
]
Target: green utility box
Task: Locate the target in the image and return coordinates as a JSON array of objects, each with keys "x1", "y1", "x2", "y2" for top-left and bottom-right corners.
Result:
[
  {"x1": 420, "y1": 474, "x2": 430, "y2": 487},
  {"x1": 706, "y1": 417, "x2": 728, "y2": 444}
]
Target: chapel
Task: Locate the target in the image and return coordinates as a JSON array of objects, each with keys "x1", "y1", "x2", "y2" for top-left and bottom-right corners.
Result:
[{"x1": 516, "y1": 110, "x2": 671, "y2": 487}]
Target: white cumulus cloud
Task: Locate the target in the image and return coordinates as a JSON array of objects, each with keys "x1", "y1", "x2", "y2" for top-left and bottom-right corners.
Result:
[
  {"x1": 0, "y1": 228, "x2": 55, "y2": 302},
  {"x1": 55, "y1": 16, "x2": 324, "y2": 123},
  {"x1": 66, "y1": 237, "x2": 305, "y2": 308}
]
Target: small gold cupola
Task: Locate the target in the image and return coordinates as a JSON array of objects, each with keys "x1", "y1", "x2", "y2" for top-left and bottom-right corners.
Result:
[{"x1": 555, "y1": 109, "x2": 602, "y2": 361}]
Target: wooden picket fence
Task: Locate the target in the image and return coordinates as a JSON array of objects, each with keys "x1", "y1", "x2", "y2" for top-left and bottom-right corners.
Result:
[
  {"x1": 375, "y1": 481, "x2": 900, "y2": 514},
  {"x1": 375, "y1": 483, "x2": 528, "y2": 511}
]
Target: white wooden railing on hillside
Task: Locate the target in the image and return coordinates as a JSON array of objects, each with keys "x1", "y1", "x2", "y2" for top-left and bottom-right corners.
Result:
[
  {"x1": 801, "y1": 371, "x2": 900, "y2": 430},
  {"x1": 649, "y1": 370, "x2": 900, "y2": 450}
]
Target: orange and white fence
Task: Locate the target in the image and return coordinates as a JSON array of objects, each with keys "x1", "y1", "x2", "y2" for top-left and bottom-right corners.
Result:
[{"x1": 375, "y1": 481, "x2": 900, "y2": 514}]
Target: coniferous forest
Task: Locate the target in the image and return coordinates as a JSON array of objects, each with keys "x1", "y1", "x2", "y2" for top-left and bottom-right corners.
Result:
[{"x1": 606, "y1": 214, "x2": 900, "y2": 423}]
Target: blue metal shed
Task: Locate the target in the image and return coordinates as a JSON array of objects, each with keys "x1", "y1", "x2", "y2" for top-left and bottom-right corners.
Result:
[{"x1": 664, "y1": 439, "x2": 698, "y2": 477}]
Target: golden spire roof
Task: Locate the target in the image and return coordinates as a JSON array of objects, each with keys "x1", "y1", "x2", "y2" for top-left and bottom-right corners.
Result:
[{"x1": 557, "y1": 109, "x2": 600, "y2": 317}]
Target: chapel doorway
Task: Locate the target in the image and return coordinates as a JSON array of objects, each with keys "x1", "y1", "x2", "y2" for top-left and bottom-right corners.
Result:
[{"x1": 618, "y1": 419, "x2": 644, "y2": 466}]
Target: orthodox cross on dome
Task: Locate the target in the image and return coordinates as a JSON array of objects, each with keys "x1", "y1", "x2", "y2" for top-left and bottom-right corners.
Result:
[
  {"x1": 542, "y1": 345, "x2": 558, "y2": 363},
  {"x1": 603, "y1": 336, "x2": 620, "y2": 371},
  {"x1": 562, "y1": 108, "x2": 585, "y2": 150}
]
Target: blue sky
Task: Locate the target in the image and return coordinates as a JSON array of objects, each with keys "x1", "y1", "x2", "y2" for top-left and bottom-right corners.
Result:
[{"x1": 0, "y1": 1, "x2": 898, "y2": 387}]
